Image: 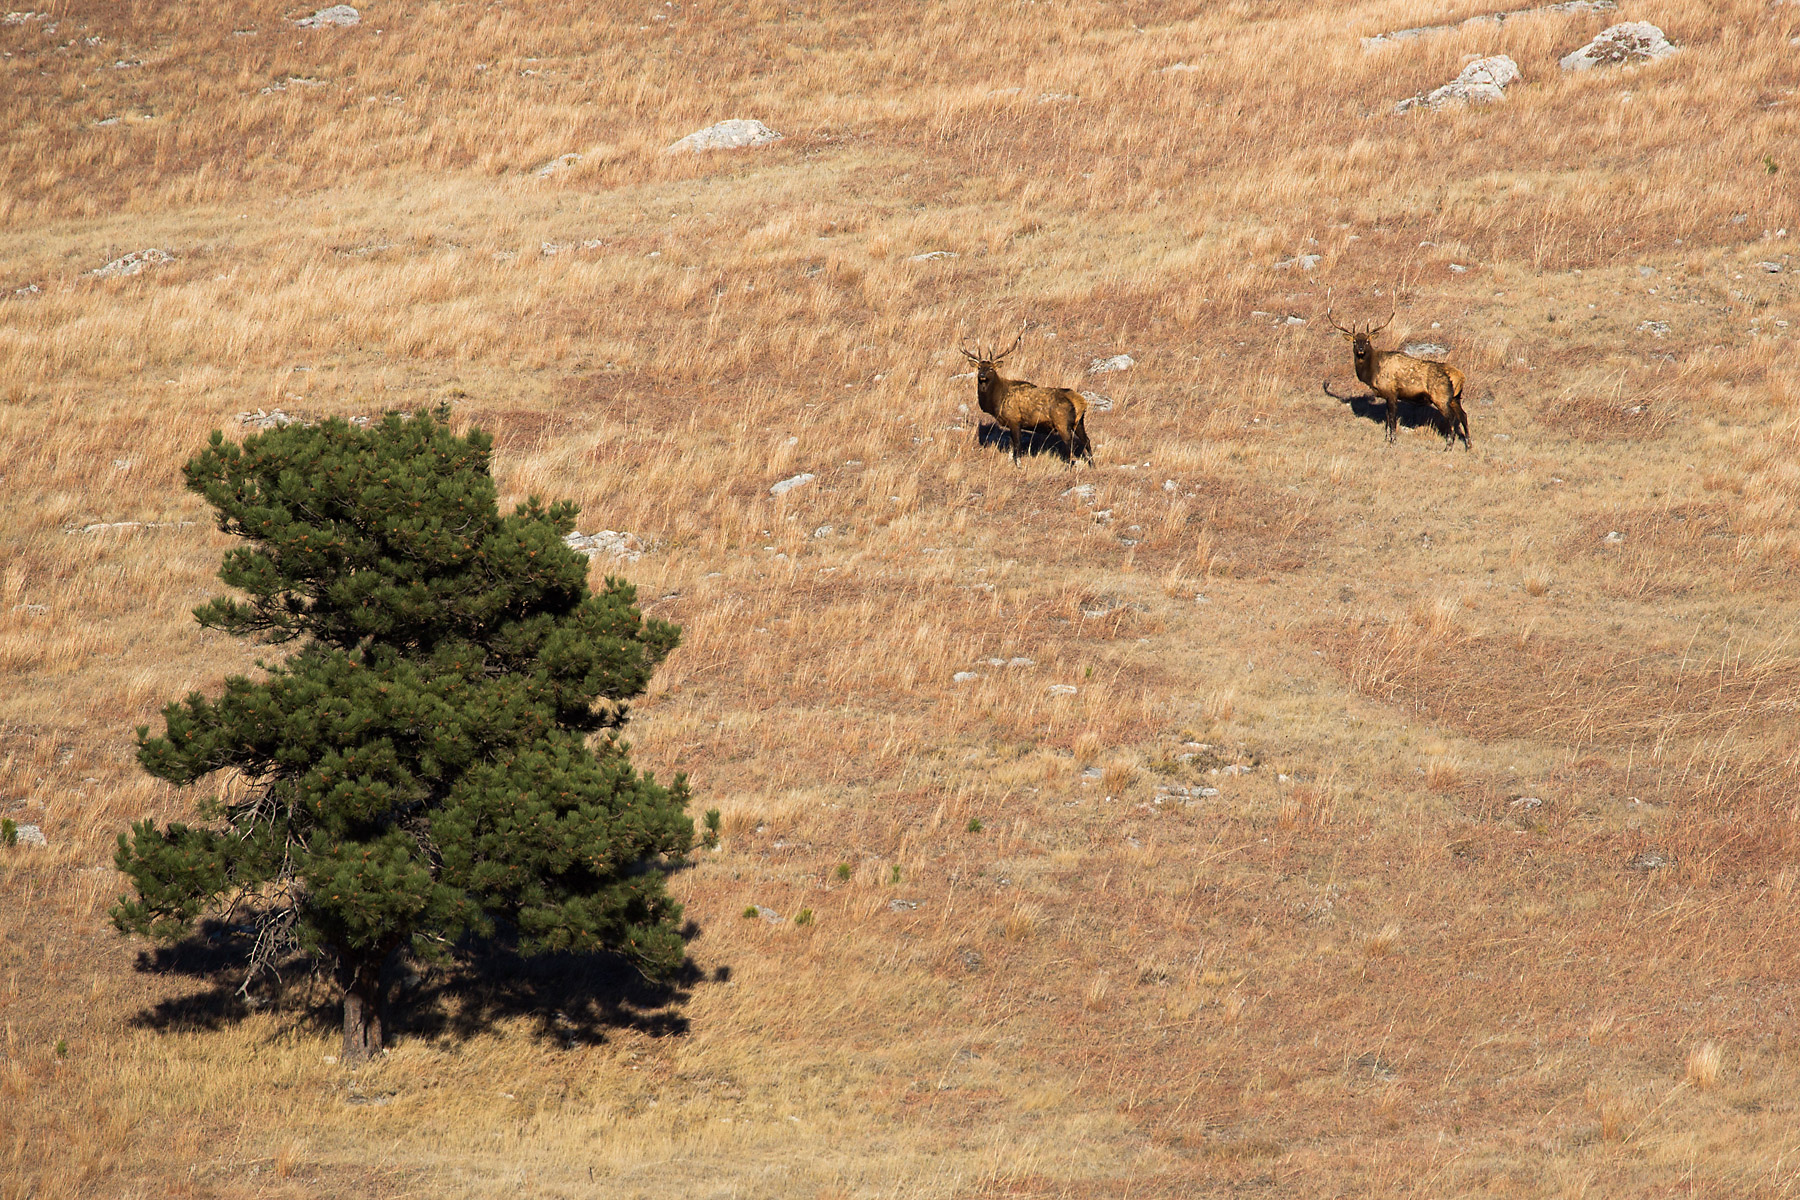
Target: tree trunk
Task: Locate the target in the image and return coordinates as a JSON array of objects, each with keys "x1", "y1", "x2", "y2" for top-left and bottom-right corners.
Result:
[{"x1": 337, "y1": 951, "x2": 387, "y2": 1064}]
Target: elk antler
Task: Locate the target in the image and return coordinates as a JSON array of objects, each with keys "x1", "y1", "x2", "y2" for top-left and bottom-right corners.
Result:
[
  {"x1": 959, "y1": 341, "x2": 982, "y2": 363},
  {"x1": 1366, "y1": 293, "x2": 1397, "y2": 336},
  {"x1": 1324, "y1": 288, "x2": 1354, "y2": 336},
  {"x1": 993, "y1": 329, "x2": 1024, "y2": 362}
]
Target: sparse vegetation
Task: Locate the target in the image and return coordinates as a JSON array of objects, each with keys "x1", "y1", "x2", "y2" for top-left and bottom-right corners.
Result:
[{"x1": 2, "y1": 0, "x2": 1797, "y2": 1195}]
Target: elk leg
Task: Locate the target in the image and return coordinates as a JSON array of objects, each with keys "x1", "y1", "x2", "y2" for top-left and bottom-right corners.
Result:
[
  {"x1": 1385, "y1": 395, "x2": 1398, "y2": 443},
  {"x1": 1451, "y1": 399, "x2": 1471, "y2": 449},
  {"x1": 1008, "y1": 419, "x2": 1023, "y2": 462},
  {"x1": 1055, "y1": 413, "x2": 1076, "y2": 464}
]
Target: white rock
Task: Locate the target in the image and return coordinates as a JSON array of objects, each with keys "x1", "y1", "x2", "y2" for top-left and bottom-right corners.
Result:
[
  {"x1": 813, "y1": 524, "x2": 834, "y2": 538},
  {"x1": 1007, "y1": 657, "x2": 1035, "y2": 667},
  {"x1": 1760, "y1": 262, "x2": 1784, "y2": 273},
  {"x1": 238, "y1": 408, "x2": 304, "y2": 429},
  {"x1": 75, "y1": 520, "x2": 195, "y2": 534},
  {"x1": 1079, "y1": 390, "x2": 1114, "y2": 411},
  {"x1": 1047, "y1": 684, "x2": 1079, "y2": 696},
  {"x1": 563, "y1": 530, "x2": 644, "y2": 562},
  {"x1": 1637, "y1": 320, "x2": 1670, "y2": 337},
  {"x1": 89, "y1": 248, "x2": 173, "y2": 278},
  {"x1": 1274, "y1": 253, "x2": 1323, "y2": 270},
  {"x1": 1160, "y1": 62, "x2": 1202, "y2": 74},
  {"x1": 906, "y1": 250, "x2": 957, "y2": 261},
  {"x1": 769, "y1": 472, "x2": 815, "y2": 496},
  {"x1": 1402, "y1": 342, "x2": 1449, "y2": 357},
  {"x1": 1061, "y1": 483, "x2": 1096, "y2": 501},
  {"x1": 664, "y1": 119, "x2": 782, "y2": 154},
  {"x1": 1394, "y1": 54, "x2": 1520, "y2": 113},
  {"x1": 294, "y1": 5, "x2": 359, "y2": 27},
  {"x1": 953, "y1": 672, "x2": 980, "y2": 683},
  {"x1": 535, "y1": 153, "x2": 580, "y2": 178},
  {"x1": 1560, "y1": 22, "x2": 1675, "y2": 71},
  {"x1": 9, "y1": 824, "x2": 46, "y2": 846},
  {"x1": 1364, "y1": 0, "x2": 1613, "y2": 49},
  {"x1": 1089, "y1": 354, "x2": 1134, "y2": 374}
]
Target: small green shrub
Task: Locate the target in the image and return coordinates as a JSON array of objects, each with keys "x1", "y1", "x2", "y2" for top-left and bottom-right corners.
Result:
[
  {"x1": 742, "y1": 905, "x2": 760, "y2": 919},
  {"x1": 1, "y1": 818, "x2": 15, "y2": 847},
  {"x1": 890, "y1": 864, "x2": 902, "y2": 885},
  {"x1": 703, "y1": 808, "x2": 722, "y2": 849},
  {"x1": 794, "y1": 908, "x2": 814, "y2": 926},
  {"x1": 54, "y1": 1038, "x2": 67, "y2": 1058},
  {"x1": 967, "y1": 817, "x2": 983, "y2": 833},
  {"x1": 835, "y1": 863, "x2": 852, "y2": 882}
]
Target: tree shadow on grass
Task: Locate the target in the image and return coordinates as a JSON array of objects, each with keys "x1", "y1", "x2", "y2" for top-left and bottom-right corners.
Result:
[
  {"x1": 128, "y1": 919, "x2": 712, "y2": 1047},
  {"x1": 1321, "y1": 378, "x2": 1453, "y2": 437},
  {"x1": 400, "y1": 931, "x2": 705, "y2": 1047}
]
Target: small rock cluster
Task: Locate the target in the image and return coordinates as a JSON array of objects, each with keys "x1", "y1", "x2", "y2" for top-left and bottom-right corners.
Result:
[
  {"x1": 90, "y1": 248, "x2": 173, "y2": 278},
  {"x1": 664, "y1": 119, "x2": 782, "y2": 154},
  {"x1": 1151, "y1": 783, "x2": 1220, "y2": 806},
  {"x1": 1395, "y1": 55, "x2": 1521, "y2": 113}
]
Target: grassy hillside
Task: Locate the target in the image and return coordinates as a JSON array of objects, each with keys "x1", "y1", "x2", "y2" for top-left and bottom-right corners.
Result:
[{"x1": 2, "y1": 0, "x2": 1797, "y2": 1195}]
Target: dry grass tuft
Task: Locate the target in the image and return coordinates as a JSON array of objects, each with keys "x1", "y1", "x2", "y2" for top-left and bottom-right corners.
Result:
[
  {"x1": 1101, "y1": 761, "x2": 1139, "y2": 795},
  {"x1": 1686, "y1": 1041, "x2": 1723, "y2": 1091},
  {"x1": 1362, "y1": 923, "x2": 1402, "y2": 959},
  {"x1": 1002, "y1": 902, "x2": 1042, "y2": 943},
  {"x1": 1422, "y1": 756, "x2": 1462, "y2": 793}
]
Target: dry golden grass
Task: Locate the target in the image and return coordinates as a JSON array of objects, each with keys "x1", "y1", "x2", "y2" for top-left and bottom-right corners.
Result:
[{"x1": 4, "y1": 0, "x2": 1800, "y2": 1196}]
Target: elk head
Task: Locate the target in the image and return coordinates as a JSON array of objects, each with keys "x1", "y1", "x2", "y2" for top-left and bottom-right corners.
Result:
[
  {"x1": 958, "y1": 329, "x2": 1024, "y2": 392},
  {"x1": 1325, "y1": 288, "x2": 1395, "y2": 378}
]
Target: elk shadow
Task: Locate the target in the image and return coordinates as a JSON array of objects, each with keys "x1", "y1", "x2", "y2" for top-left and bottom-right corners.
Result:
[
  {"x1": 974, "y1": 421, "x2": 1081, "y2": 461},
  {"x1": 127, "y1": 918, "x2": 712, "y2": 1047},
  {"x1": 1321, "y1": 379, "x2": 1452, "y2": 436}
]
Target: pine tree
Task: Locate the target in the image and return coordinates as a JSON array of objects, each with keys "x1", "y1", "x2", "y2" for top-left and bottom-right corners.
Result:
[{"x1": 113, "y1": 410, "x2": 693, "y2": 1062}]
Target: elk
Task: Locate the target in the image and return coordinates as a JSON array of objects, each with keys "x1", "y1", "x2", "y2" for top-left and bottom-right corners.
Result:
[
  {"x1": 1325, "y1": 291, "x2": 1470, "y2": 449},
  {"x1": 959, "y1": 332, "x2": 1093, "y2": 464}
]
